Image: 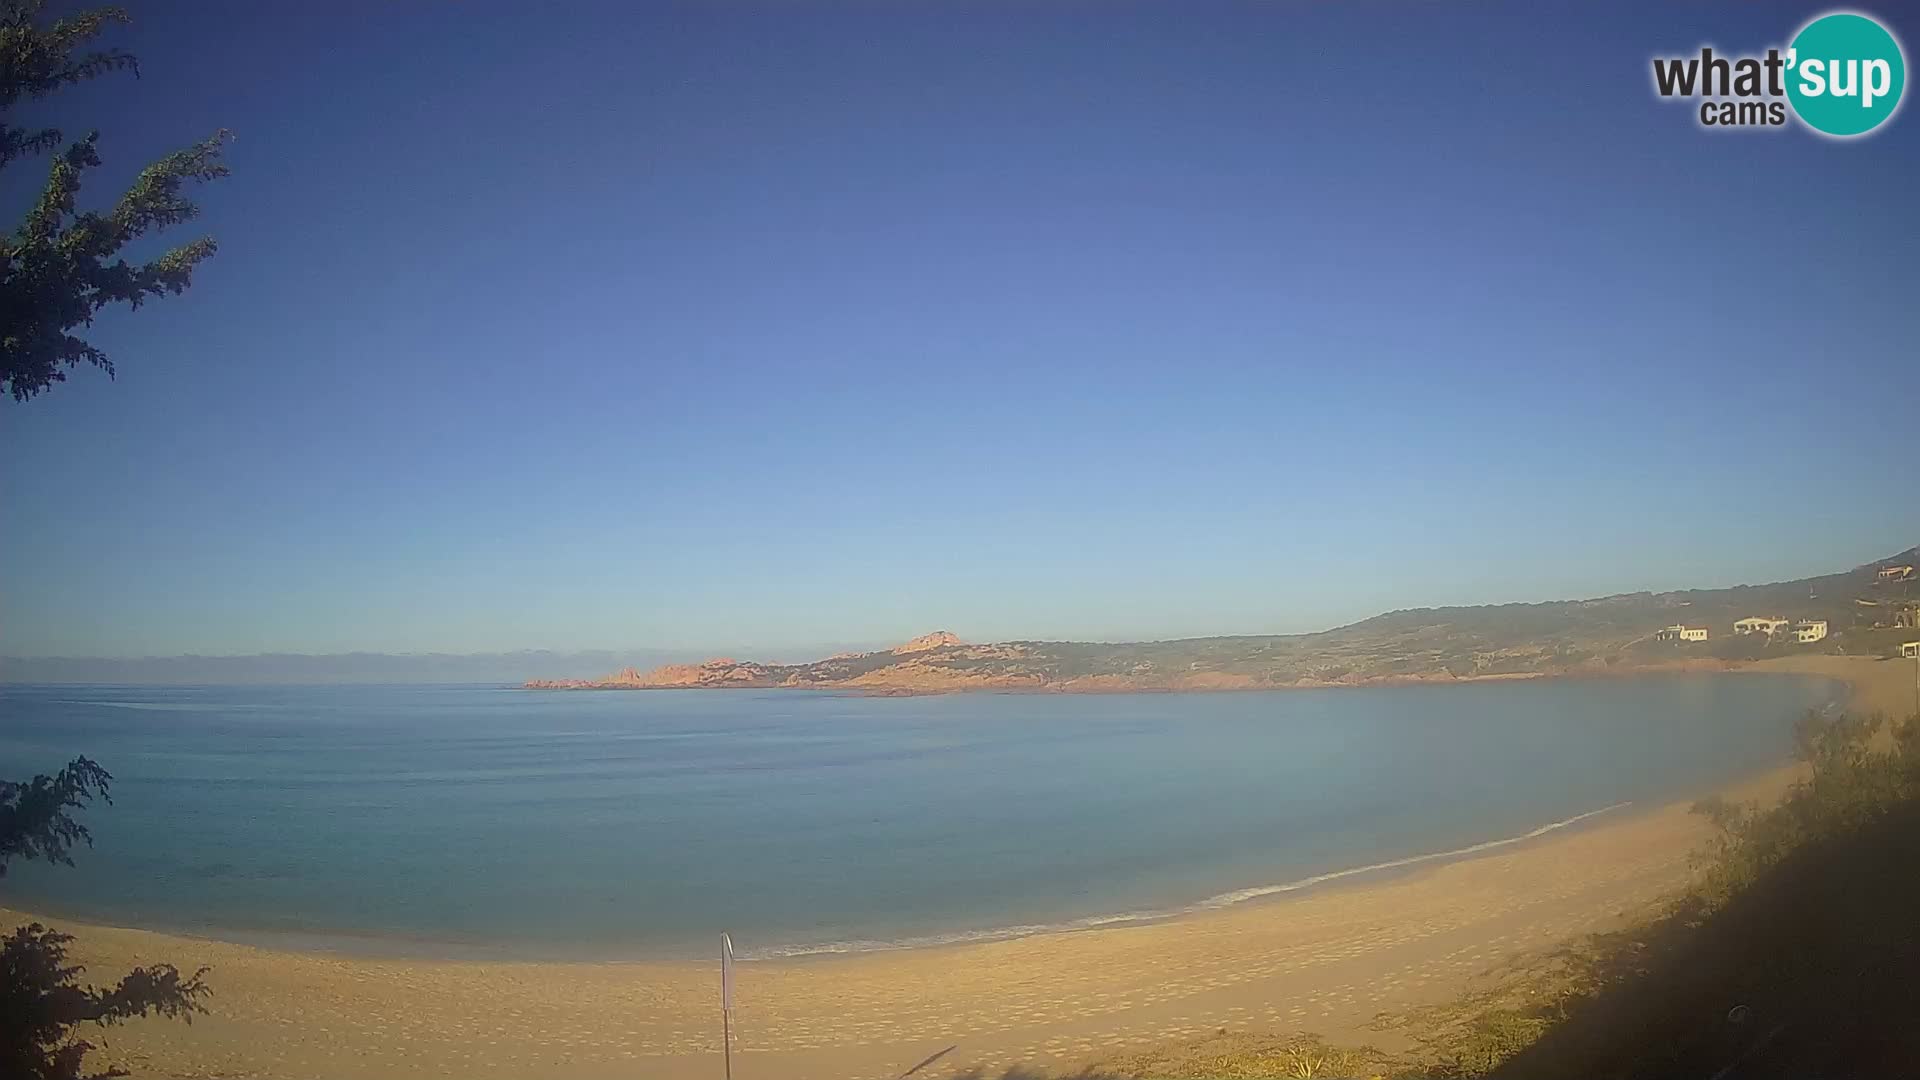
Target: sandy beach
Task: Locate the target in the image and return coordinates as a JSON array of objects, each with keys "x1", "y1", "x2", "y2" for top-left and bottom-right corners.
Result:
[{"x1": 8, "y1": 655, "x2": 1913, "y2": 1080}]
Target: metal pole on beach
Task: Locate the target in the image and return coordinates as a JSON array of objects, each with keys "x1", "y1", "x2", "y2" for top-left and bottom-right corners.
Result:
[{"x1": 721, "y1": 933, "x2": 734, "y2": 1080}]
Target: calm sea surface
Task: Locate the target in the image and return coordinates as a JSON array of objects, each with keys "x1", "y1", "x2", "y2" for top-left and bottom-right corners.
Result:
[{"x1": 0, "y1": 675, "x2": 1836, "y2": 959}]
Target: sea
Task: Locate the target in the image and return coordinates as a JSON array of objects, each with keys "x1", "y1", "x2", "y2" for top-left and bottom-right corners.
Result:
[{"x1": 0, "y1": 674, "x2": 1837, "y2": 961}]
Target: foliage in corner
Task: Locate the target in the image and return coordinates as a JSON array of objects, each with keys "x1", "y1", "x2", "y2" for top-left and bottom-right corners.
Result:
[
  {"x1": 0, "y1": 923, "x2": 209, "y2": 1080},
  {"x1": 0, "y1": 756, "x2": 112, "y2": 876},
  {"x1": 1, "y1": 0, "x2": 230, "y2": 402},
  {"x1": 1, "y1": 755, "x2": 216, "y2": 1078},
  {"x1": 3, "y1": 4, "x2": 225, "y2": 1075}
]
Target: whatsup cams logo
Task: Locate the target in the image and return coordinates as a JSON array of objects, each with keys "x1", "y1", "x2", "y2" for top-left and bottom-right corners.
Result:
[{"x1": 1651, "y1": 10, "x2": 1906, "y2": 137}]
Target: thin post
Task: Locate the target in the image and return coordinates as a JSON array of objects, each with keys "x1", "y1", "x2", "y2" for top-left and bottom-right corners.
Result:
[{"x1": 721, "y1": 933, "x2": 734, "y2": 1080}]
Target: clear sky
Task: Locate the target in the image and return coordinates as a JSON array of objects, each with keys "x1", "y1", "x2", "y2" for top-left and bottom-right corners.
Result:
[{"x1": 3, "y1": 1, "x2": 1916, "y2": 659}]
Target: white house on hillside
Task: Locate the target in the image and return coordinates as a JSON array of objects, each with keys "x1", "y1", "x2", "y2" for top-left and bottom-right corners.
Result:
[
  {"x1": 1656, "y1": 624, "x2": 1709, "y2": 642},
  {"x1": 1733, "y1": 616, "x2": 1791, "y2": 636},
  {"x1": 1792, "y1": 620, "x2": 1828, "y2": 644}
]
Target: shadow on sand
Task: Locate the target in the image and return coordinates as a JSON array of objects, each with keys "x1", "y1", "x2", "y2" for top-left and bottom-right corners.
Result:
[
  {"x1": 1480, "y1": 796, "x2": 1920, "y2": 1080},
  {"x1": 929, "y1": 796, "x2": 1920, "y2": 1080}
]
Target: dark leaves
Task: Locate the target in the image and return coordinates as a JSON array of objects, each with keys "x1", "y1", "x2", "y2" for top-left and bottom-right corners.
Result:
[
  {"x1": 0, "y1": 3, "x2": 137, "y2": 109},
  {"x1": 0, "y1": 923, "x2": 210, "y2": 1080},
  {"x1": 1, "y1": 1, "x2": 229, "y2": 401},
  {"x1": 2, "y1": 755, "x2": 217, "y2": 1078},
  {"x1": 0, "y1": 756, "x2": 112, "y2": 877}
]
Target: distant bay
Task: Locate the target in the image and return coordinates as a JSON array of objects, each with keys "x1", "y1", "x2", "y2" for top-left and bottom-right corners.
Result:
[{"x1": 0, "y1": 674, "x2": 1837, "y2": 960}]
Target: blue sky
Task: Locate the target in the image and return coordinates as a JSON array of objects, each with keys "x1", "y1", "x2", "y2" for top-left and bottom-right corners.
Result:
[{"x1": 3, "y1": 1, "x2": 1916, "y2": 658}]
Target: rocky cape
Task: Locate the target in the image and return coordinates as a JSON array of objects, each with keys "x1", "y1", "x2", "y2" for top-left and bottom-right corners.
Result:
[{"x1": 524, "y1": 546, "x2": 1919, "y2": 694}]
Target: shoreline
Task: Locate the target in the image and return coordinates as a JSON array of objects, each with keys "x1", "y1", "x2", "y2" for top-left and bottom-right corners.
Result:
[
  {"x1": 10, "y1": 667, "x2": 1835, "y2": 967},
  {"x1": 0, "y1": 794, "x2": 1652, "y2": 968},
  {"x1": 6, "y1": 654, "x2": 1909, "y2": 1080}
]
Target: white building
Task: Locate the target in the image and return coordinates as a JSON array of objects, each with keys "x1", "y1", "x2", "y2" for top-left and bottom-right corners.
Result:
[
  {"x1": 1792, "y1": 620, "x2": 1828, "y2": 644},
  {"x1": 1733, "y1": 617, "x2": 1790, "y2": 636},
  {"x1": 1655, "y1": 624, "x2": 1709, "y2": 642},
  {"x1": 1902, "y1": 641, "x2": 1920, "y2": 659}
]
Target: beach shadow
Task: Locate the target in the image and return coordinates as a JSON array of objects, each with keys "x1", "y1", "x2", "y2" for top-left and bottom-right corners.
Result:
[
  {"x1": 937, "y1": 794, "x2": 1920, "y2": 1080},
  {"x1": 1476, "y1": 797, "x2": 1920, "y2": 1080}
]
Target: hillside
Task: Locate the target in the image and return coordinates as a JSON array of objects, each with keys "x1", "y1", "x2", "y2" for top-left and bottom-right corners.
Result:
[{"x1": 524, "y1": 546, "x2": 1919, "y2": 693}]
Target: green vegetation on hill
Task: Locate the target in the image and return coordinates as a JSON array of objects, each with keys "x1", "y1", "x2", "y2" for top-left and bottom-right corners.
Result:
[{"x1": 535, "y1": 545, "x2": 1919, "y2": 691}]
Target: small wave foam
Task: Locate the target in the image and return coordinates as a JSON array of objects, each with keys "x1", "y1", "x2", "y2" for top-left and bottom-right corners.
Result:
[
  {"x1": 739, "y1": 800, "x2": 1633, "y2": 960},
  {"x1": 1192, "y1": 801, "x2": 1631, "y2": 908}
]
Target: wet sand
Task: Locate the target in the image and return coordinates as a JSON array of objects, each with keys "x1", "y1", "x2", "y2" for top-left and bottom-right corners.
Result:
[{"x1": 9, "y1": 654, "x2": 1911, "y2": 1080}]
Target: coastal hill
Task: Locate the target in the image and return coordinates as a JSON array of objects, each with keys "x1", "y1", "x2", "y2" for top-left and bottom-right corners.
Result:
[{"x1": 525, "y1": 546, "x2": 1919, "y2": 693}]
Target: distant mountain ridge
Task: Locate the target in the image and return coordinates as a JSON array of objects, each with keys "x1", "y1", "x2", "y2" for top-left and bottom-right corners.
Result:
[
  {"x1": 525, "y1": 545, "x2": 1920, "y2": 694},
  {"x1": 0, "y1": 649, "x2": 674, "y2": 686}
]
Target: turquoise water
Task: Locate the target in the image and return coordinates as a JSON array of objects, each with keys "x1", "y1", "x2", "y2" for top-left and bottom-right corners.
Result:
[{"x1": 0, "y1": 675, "x2": 1835, "y2": 959}]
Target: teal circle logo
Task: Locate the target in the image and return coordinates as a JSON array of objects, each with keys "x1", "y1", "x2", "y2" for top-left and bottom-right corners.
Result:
[{"x1": 1786, "y1": 12, "x2": 1906, "y2": 137}]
